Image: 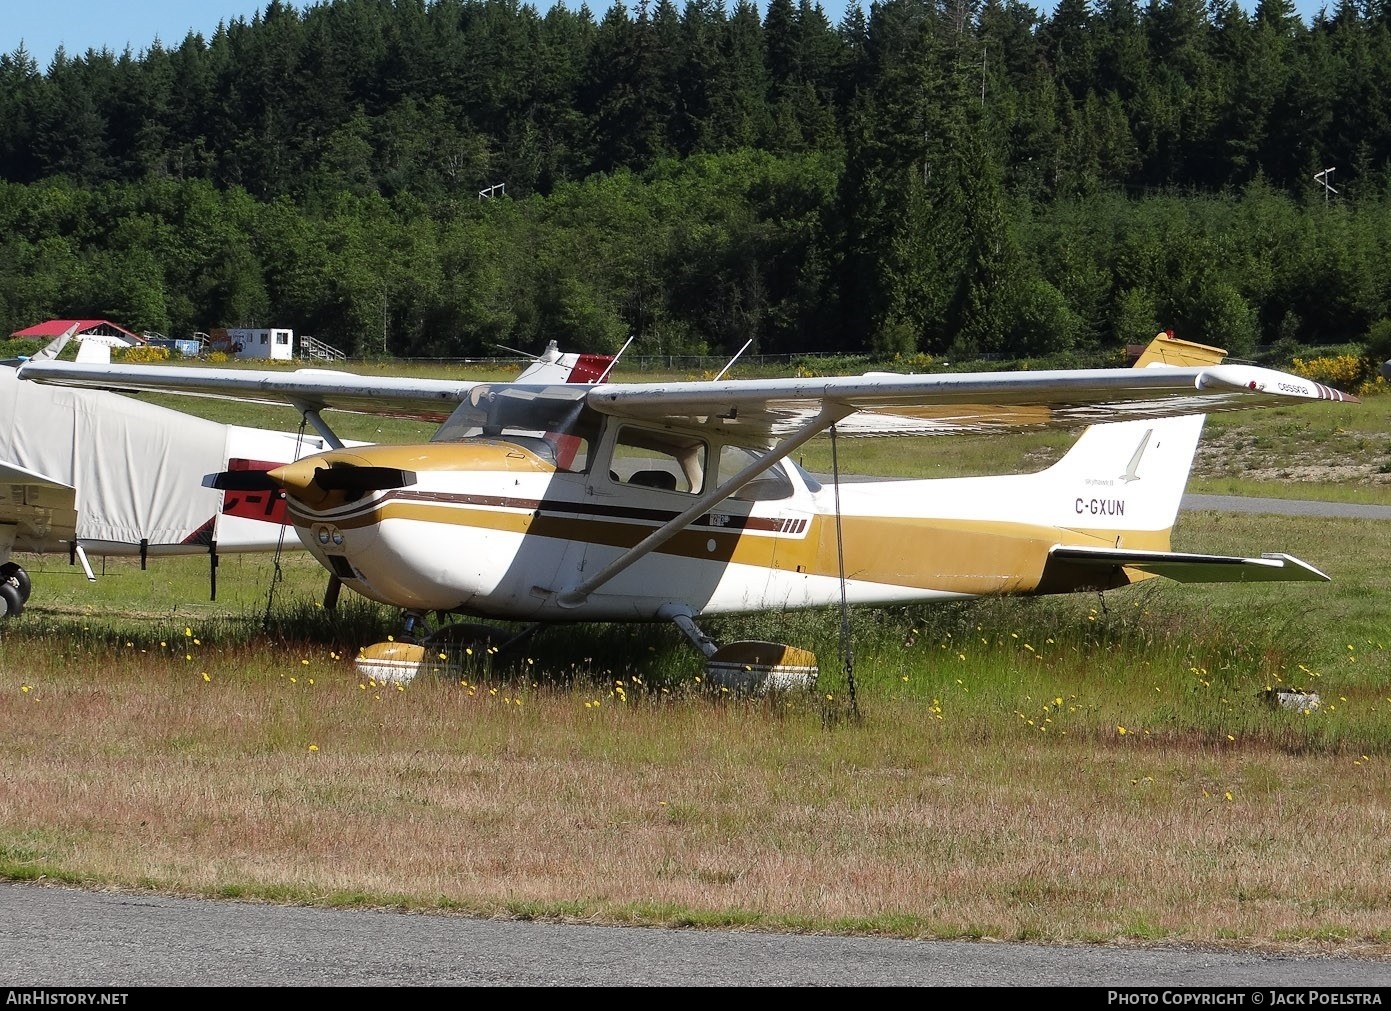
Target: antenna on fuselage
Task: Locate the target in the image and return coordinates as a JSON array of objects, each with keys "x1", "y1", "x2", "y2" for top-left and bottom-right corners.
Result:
[
  {"x1": 594, "y1": 334, "x2": 636, "y2": 383},
  {"x1": 712, "y1": 339, "x2": 753, "y2": 381},
  {"x1": 495, "y1": 342, "x2": 541, "y2": 362}
]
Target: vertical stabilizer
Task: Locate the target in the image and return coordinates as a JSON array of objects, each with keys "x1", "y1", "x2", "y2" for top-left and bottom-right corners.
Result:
[
  {"x1": 27, "y1": 323, "x2": 82, "y2": 362},
  {"x1": 511, "y1": 341, "x2": 619, "y2": 385},
  {"x1": 1038, "y1": 332, "x2": 1226, "y2": 534},
  {"x1": 75, "y1": 340, "x2": 112, "y2": 365},
  {"x1": 1130, "y1": 330, "x2": 1226, "y2": 368}
]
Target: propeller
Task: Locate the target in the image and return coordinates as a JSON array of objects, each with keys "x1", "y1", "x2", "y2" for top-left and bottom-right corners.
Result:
[
  {"x1": 312, "y1": 466, "x2": 416, "y2": 492},
  {"x1": 205, "y1": 464, "x2": 415, "y2": 494},
  {"x1": 205, "y1": 470, "x2": 279, "y2": 491}
]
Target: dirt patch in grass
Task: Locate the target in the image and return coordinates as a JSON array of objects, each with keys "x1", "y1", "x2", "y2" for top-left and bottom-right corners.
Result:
[{"x1": 1192, "y1": 429, "x2": 1391, "y2": 487}]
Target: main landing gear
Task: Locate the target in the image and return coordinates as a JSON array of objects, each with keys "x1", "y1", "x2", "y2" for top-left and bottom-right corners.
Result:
[
  {"x1": 348, "y1": 605, "x2": 820, "y2": 694},
  {"x1": 664, "y1": 607, "x2": 819, "y2": 694},
  {"x1": 0, "y1": 562, "x2": 31, "y2": 620},
  {"x1": 354, "y1": 609, "x2": 541, "y2": 683}
]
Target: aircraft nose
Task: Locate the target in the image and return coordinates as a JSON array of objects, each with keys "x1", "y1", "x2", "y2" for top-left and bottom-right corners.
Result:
[{"x1": 266, "y1": 457, "x2": 324, "y2": 496}]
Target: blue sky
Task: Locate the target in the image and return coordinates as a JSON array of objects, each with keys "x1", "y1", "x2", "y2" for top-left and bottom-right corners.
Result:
[{"x1": 3, "y1": 0, "x2": 1335, "y2": 70}]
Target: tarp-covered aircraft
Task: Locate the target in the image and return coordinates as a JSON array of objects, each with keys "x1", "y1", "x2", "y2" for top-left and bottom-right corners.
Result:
[
  {"x1": 0, "y1": 336, "x2": 612, "y2": 618},
  {"x1": 0, "y1": 331, "x2": 340, "y2": 616}
]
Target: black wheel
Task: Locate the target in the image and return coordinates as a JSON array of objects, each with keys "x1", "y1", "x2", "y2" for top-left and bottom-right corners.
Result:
[
  {"x1": 1, "y1": 562, "x2": 31, "y2": 604},
  {"x1": 0, "y1": 582, "x2": 22, "y2": 619}
]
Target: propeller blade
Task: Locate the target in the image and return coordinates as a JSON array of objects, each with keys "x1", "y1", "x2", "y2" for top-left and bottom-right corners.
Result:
[
  {"x1": 205, "y1": 470, "x2": 280, "y2": 491},
  {"x1": 312, "y1": 467, "x2": 417, "y2": 492}
]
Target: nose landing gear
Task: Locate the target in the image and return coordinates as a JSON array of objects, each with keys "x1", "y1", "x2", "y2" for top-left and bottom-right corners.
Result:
[{"x1": 353, "y1": 610, "x2": 541, "y2": 683}]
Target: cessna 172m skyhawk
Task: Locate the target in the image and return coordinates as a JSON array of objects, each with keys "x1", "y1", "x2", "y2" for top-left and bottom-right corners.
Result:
[{"x1": 16, "y1": 333, "x2": 1357, "y2": 689}]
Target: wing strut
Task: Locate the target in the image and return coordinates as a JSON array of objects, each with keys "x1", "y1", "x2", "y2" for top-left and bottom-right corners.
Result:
[
  {"x1": 555, "y1": 404, "x2": 851, "y2": 608},
  {"x1": 290, "y1": 401, "x2": 345, "y2": 450}
]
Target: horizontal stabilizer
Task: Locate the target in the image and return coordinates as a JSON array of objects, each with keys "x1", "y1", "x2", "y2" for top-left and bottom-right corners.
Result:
[{"x1": 1049, "y1": 545, "x2": 1330, "y2": 583}]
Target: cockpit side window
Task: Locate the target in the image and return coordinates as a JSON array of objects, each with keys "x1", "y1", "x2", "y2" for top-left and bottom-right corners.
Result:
[{"x1": 609, "y1": 426, "x2": 706, "y2": 494}]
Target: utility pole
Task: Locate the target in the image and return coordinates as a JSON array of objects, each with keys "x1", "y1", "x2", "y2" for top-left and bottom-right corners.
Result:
[{"x1": 380, "y1": 280, "x2": 389, "y2": 357}]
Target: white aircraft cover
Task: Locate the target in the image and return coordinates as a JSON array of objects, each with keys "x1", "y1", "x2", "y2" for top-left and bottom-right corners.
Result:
[{"x1": 0, "y1": 366, "x2": 321, "y2": 555}]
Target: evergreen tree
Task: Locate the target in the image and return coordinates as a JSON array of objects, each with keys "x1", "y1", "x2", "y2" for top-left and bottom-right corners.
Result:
[
  {"x1": 583, "y1": 1, "x2": 668, "y2": 170},
  {"x1": 0, "y1": 46, "x2": 45, "y2": 184}
]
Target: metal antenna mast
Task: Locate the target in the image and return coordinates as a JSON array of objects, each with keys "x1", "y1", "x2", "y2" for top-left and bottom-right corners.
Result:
[{"x1": 1314, "y1": 167, "x2": 1338, "y2": 204}]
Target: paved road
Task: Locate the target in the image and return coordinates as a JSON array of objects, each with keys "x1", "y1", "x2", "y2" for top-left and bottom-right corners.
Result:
[
  {"x1": 1, "y1": 884, "x2": 1388, "y2": 988},
  {"x1": 1182, "y1": 493, "x2": 1391, "y2": 519}
]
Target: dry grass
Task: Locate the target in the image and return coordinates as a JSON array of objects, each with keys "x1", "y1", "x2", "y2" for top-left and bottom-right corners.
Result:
[{"x1": 2, "y1": 658, "x2": 1388, "y2": 951}]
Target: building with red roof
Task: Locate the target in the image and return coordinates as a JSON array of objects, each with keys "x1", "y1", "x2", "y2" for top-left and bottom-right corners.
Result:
[{"x1": 11, "y1": 319, "x2": 143, "y2": 347}]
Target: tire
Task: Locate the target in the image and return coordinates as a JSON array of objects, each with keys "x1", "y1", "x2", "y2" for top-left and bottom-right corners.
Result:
[
  {"x1": 0, "y1": 562, "x2": 31, "y2": 604},
  {"x1": 0, "y1": 582, "x2": 22, "y2": 619}
]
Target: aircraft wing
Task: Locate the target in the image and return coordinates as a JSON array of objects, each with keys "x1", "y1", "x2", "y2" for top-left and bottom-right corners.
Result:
[
  {"x1": 582, "y1": 363, "x2": 1356, "y2": 440},
  {"x1": 15, "y1": 360, "x2": 486, "y2": 422},
  {"x1": 18, "y1": 357, "x2": 1355, "y2": 442}
]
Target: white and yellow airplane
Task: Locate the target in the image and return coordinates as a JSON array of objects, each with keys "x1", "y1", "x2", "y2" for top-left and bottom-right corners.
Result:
[{"x1": 16, "y1": 332, "x2": 1356, "y2": 688}]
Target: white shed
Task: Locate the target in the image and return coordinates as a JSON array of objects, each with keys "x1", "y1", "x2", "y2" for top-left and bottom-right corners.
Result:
[{"x1": 221, "y1": 327, "x2": 294, "y2": 361}]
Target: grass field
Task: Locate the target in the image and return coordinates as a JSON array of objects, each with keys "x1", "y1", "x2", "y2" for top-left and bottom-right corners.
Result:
[{"x1": 0, "y1": 354, "x2": 1388, "y2": 954}]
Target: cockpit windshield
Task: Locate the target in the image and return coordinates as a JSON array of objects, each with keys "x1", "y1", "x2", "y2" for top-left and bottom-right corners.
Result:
[{"x1": 432, "y1": 384, "x2": 599, "y2": 473}]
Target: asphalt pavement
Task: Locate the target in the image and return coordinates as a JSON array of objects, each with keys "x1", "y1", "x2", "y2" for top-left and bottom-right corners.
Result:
[
  {"x1": 1182, "y1": 493, "x2": 1391, "y2": 519},
  {"x1": 1, "y1": 883, "x2": 1388, "y2": 988}
]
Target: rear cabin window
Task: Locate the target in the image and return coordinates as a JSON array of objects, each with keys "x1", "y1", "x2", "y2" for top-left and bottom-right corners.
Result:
[{"x1": 609, "y1": 427, "x2": 706, "y2": 494}]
